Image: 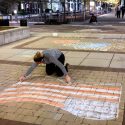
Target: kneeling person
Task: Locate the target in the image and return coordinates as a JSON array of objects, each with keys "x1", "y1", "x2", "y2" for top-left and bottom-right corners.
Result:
[{"x1": 20, "y1": 49, "x2": 71, "y2": 83}]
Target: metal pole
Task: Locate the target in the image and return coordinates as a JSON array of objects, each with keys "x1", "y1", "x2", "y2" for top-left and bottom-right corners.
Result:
[
  {"x1": 63, "y1": 0, "x2": 66, "y2": 22},
  {"x1": 51, "y1": 0, "x2": 52, "y2": 10}
]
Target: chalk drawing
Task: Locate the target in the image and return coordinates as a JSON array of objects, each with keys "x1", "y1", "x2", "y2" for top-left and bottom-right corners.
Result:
[
  {"x1": 0, "y1": 82, "x2": 121, "y2": 120},
  {"x1": 64, "y1": 42, "x2": 111, "y2": 50}
]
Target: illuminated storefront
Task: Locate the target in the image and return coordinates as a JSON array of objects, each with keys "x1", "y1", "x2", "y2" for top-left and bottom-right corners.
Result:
[{"x1": 18, "y1": 0, "x2": 83, "y2": 14}]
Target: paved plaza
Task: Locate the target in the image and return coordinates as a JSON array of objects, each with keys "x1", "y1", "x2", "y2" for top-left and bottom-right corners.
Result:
[{"x1": 0, "y1": 12, "x2": 125, "y2": 125}]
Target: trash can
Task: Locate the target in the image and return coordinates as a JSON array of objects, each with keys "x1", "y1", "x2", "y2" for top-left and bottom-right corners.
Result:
[
  {"x1": 0, "y1": 19, "x2": 9, "y2": 26},
  {"x1": 20, "y1": 19, "x2": 27, "y2": 26}
]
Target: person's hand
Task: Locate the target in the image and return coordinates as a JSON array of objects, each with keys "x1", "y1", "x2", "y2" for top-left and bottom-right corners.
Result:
[
  {"x1": 19, "y1": 76, "x2": 26, "y2": 82},
  {"x1": 65, "y1": 75, "x2": 71, "y2": 83}
]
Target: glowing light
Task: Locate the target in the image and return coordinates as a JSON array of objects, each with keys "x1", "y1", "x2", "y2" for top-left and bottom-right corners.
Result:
[
  {"x1": 90, "y1": 1, "x2": 95, "y2": 6},
  {"x1": 14, "y1": 10, "x2": 17, "y2": 14},
  {"x1": 21, "y1": 3, "x2": 24, "y2": 9},
  {"x1": 52, "y1": 33, "x2": 58, "y2": 37}
]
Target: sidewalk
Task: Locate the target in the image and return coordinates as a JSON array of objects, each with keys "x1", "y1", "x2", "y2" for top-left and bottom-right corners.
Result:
[
  {"x1": 1, "y1": 31, "x2": 125, "y2": 70},
  {"x1": 0, "y1": 12, "x2": 125, "y2": 125}
]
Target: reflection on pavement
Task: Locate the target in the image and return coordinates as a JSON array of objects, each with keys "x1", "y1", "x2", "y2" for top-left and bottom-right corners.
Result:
[{"x1": 0, "y1": 82, "x2": 121, "y2": 120}]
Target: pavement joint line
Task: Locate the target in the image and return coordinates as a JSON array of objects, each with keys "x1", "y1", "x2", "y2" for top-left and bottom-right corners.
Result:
[
  {"x1": 13, "y1": 46, "x2": 125, "y2": 54},
  {"x1": 79, "y1": 52, "x2": 90, "y2": 65},
  {"x1": 13, "y1": 36, "x2": 48, "y2": 49},
  {"x1": 108, "y1": 53, "x2": 115, "y2": 68},
  {"x1": 1, "y1": 59, "x2": 125, "y2": 73}
]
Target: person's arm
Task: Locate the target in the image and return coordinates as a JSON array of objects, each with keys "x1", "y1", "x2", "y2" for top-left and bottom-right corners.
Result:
[{"x1": 20, "y1": 62, "x2": 38, "y2": 82}]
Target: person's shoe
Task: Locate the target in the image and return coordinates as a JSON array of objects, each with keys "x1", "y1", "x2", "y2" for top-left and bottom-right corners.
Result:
[{"x1": 65, "y1": 63, "x2": 70, "y2": 72}]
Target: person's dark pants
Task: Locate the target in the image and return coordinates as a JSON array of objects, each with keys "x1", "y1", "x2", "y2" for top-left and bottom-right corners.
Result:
[
  {"x1": 46, "y1": 53, "x2": 68, "y2": 77},
  {"x1": 117, "y1": 11, "x2": 121, "y2": 18},
  {"x1": 122, "y1": 10, "x2": 125, "y2": 18}
]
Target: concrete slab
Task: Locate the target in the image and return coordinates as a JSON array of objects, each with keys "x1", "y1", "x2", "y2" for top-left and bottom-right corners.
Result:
[
  {"x1": 110, "y1": 60, "x2": 125, "y2": 69},
  {"x1": 65, "y1": 52, "x2": 89, "y2": 58},
  {"x1": 87, "y1": 53, "x2": 114, "y2": 59},
  {"x1": 80, "y1": 58, "x2": 110, "y2": 67},
  {"x1": 0, "y1": 49, "x2": 22, "y2": 54},
  {"x1": 112, "y1": 54, "x2": 125, "y2": 61},
  {"x1": 65, "y1": 57, "x2": 83, "y2": 65},
  {"x1": 0, "y1": 55, "x2": 15, "y2": 60},
  {"x1": 7, "y1": 55, "x2": 32, "y2": 62}
]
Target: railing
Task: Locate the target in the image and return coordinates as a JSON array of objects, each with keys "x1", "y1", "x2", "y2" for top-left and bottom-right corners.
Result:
[{"x1": 0, "y1": 11, "x2": 89, "y2": 24}]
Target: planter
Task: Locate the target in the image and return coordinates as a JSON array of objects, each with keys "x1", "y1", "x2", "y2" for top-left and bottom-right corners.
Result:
[{"x1": 0, "y1": 27, "x2": 30, "y2": 45}]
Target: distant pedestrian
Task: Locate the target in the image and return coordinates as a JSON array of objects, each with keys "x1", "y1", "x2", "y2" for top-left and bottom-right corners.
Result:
[
  {"x1": 19, "y1": 49, "x2": 71, "y2": 83},
  {"x1": 121, "y1": 6, "x2": 125, "y2": 18},
  {"x1": 115, "y1": 4, "x2": 121, "y2": 18},
  {"x1": 89, "y1": 14, "x2": 97, "y2": 24}
]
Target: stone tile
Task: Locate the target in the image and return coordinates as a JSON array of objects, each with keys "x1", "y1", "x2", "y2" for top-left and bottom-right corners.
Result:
[
  {"x1": 107, "y1": 120, "x2": 122, "y2": 125},
  {"x1": 40, "y1": 111, "x2": 57, "y2": 119},
  {"x1": 61, "y1": 114, "x2": 76, "y2": 122},
  {"x1": 0, "y1": 112, "x2": 6, "y2": 119},
  {"x1": 4, "y1": 107, "x2": 18, "y2": 113},
  {"x1": 119, "y1": 101, "x2": 125, "y2": 110},
  {"x1": 34, "y1": 117, "x2": 44, "y2": 125},
  {"x1": 56, "y1": 120, "x2": 67, "y2": 125},
  {"x1": 110, "y1": 60, "x2": 125, "y2": 68},
  {"x1": 80, "y1": 58, "x2": 110, "y2": 67},
  {"x1": 87, "y1": 53, "x2": 113, "y2": 59},
  {"x1": 21, "y1": 109, "x2": 34, "y2": 116},
  {"x1": 7, "y1": 55, "x2": 32, "y2": 62},
  {"x1": 0, "y1": 49, "x2": 22, "y2": 54},
  {"x1": 42, "y1": 118, "x2": 58, "y2": 125},
  {"x1": 33, "y1": 110, "x2": 45, "y2": 117},
  {"x1": 21, "y1": 103, "x2": 40, "y2": 110},
  {"x1": 14, "y1": 114, "x2": 25, "y2": 122},
  {"x1": 117, "y1": 109, "x2": 124, "y2": 122},
  {"x1": 0, "y1": 53, "x2": 15, "y2": 60},
  {"x1": 15, "y1": 108, "x2": 24, "y2": 115},
  {"x1": 65, "y1": 121, "x2": 81, "y2": 125},
  {"x1": 112, "y1": 54, "x2": 125, "y2": 61},
  {"x1": 65, "y1": 57, "x2": 83, "y2": 65},
  {"x1": 75, "y1": 117, "x2": 84, "y2": 124},
  {"x1": 65, "y1": 52, "x2": 89, "y2": 58},
  {"x1": 18, "y1": 50, "x2": 36, "y2": 55},
  {"x1": 4, "y1": 113, "x2": 17, "y2": 120},
  {"x1": 83, "y1": 119, "x2": 107, "y2": 125},
  {"x1": 22, "y1": 116, "x2": 37, "y2": 123},
  {"x1": 53, "y1": 113, "x2": 63, "y2": 120}
]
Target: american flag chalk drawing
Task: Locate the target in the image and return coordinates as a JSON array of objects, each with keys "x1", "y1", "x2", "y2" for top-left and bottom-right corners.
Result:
[{"x1": 0, "y1": 81, "x2": 121, "y2": 120}]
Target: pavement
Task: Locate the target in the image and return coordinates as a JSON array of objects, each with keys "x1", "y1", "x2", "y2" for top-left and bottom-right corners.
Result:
[{"x1": 0, "y1": 11, "x2": 125, "y2": 125}]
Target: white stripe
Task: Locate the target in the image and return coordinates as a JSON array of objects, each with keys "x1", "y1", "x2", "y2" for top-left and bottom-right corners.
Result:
[
  {"x1": 0, "y1": 89, "x2": 120, "y2": 100},
  {"x1": 5, "y1": 85, "x2": 121, "y2": 95},
  {"x1": 18, "y1": 82, "x2": 121, "y2": 93}
]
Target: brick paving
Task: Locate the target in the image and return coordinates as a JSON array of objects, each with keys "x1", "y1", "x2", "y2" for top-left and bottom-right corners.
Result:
[
  {"x1": 0, "y1": 12, "x2": 125, "y2": 125},
  {"x1": 0, "y1": 64, "x2": 125, "y2": 125}
]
